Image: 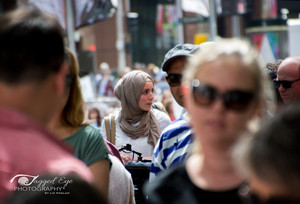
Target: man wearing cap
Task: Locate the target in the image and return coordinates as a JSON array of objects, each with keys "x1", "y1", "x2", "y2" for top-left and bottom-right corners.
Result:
[{"x1": 149, "y1": 44, "x2": 200, "y2": 181}]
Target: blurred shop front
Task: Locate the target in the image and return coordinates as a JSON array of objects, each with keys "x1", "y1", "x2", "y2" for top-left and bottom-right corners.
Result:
[
  {"x1": 244, "y1": 0, "x2": 289, "y2": 64},
  {"x1": 246, "y1": 18, "x2": 288, "y2": 64},
  {"x1": 129, "y1": 0, "x2": 179, "y2": 67}
]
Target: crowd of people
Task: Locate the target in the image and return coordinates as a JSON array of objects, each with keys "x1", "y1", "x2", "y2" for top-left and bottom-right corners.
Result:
[{"x1": 1, "y1": 4, "x2": 300, "y2": 204}]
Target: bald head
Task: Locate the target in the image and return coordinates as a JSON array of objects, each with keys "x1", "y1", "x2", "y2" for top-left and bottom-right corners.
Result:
[{"x1": 277, "y1": 56, "x2": 300, "y2": 105}]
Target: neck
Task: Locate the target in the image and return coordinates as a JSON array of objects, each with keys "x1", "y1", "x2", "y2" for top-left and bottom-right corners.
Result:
[
  {"x1": 186, "y1": 149, "x2": 243, "y2": 191},
  {"x1": 47, "y1": 114, "x2": 78, "y2": 140},
  {"x1": 0, "y1": 82, "x2": 50, "y2": 125}
]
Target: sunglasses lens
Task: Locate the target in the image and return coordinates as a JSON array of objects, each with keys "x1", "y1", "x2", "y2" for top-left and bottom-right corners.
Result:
[
  {"x1": 273, "y1": 80, "x2": 292, "y2": 89},
  {"x1": 193, "y1": 85, "x2": 215, "y2": 106},
  {"x1": 191, "y1": 80, "x2": 255, "y2": 112},
  {"x1": 224, "y1": 91, "x2": 254, "y2": 111},
  {"x1": 282, "y1": 81, "x2": 292, "y2": 89},
  {"x1": 166, "y1": 74, "x2": 182, "y2": 87}
]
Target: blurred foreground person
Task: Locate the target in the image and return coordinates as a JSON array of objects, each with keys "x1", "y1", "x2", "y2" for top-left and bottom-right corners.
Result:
[
  {"x1": 151, "y1": 43, "x2": 220, "y2": 180},
  {"x1": 234, "y1": 103, "x2": 300, "y2": 204},
  {"x1": 145, "y1": 39, "x2": 275, "y2": 204},
  {"x1": 48, "y1": 49, "x2": 110, "y2": 198},
  {"x1": 49, "y1": 49, "x2": 135, "y2": 204},
  {"x1": 0, "y1": 6, "x2": 92, "y2": 201}
]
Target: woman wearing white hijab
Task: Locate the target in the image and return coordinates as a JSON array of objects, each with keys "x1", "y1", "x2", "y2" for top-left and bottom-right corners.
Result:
[{"x1": 101, "y1": 70, "x2": 171, "y2": 161}]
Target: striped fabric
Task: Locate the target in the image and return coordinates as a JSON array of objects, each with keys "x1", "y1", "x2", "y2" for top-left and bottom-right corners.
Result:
[{"x1": 149, "y1": 117, "x2": 193, "y2": 181}]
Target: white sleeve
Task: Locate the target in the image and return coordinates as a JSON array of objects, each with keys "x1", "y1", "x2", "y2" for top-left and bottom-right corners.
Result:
[
  {"x1": 153, "y1": 109, "x2": 171, "y2": 134},
  {"x1": 100, "y1": 117, "x2": 108, "y2": 140}
]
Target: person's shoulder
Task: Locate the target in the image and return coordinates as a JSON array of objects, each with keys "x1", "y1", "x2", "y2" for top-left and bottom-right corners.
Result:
[
  {"x1": 153, "y1": 108, "x2": 171, "y2": 121},
  {"x1": 105, "y1": 110, "x2": 120, "y2": 121},
  {"x1": 145, "y1": 163, "x2": 186, "y2": 194},
  {"x1": 80, "y1": 125, "x2": 101, "y2": 134},
  {"x1": 157, "y1": 162, "x2": 186, "y2": 179},
  {"x1": 78, "y1": 125, "x2": 103, "y2": 142},
  {"x1": 161, "y1": 117, "x2": 190, "y2": 135},
  {"x1": 153, "y1": 108, "x2": 166, "y2": 116},
  {"x1": 48, "y1": 155, "x2": 93, "y2": 182}
]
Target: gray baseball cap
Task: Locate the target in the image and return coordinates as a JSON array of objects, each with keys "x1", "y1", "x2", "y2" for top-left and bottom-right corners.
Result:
[{"x1": 161, "y1": 43, "x2": 200, "y2": 72}]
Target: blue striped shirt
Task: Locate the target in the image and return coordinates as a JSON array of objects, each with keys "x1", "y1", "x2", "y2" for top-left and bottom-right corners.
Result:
[{"x1": 149, "y1": 116, "x2": 193, "y2": 181}]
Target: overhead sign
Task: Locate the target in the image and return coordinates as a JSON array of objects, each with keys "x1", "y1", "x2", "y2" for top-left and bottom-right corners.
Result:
[{"x1": 179, "y1": 16, "x2": 208, "y2": 24}]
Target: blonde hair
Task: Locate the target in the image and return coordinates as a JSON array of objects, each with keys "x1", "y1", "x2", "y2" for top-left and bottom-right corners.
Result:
[
  {"x1": 183, "y1": 38, "x2": 276, "y2": 154},
  {"x1": 60, "y1": 48, "x2": 85, "y2": 128},
  {"x1": 183, "y1": 38, "x2": 276, "y2": 115}
]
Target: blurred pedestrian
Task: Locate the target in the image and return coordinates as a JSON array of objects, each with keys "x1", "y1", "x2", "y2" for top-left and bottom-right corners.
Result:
[
  {"x1": 150, "y1": 43, "x2": 201, "y2": 180},
  {"x1": 0, "y1": 5, "x2": 92, "y2": 201},
  {"x1": 47, "y1": 48, "x2": 110, "y2": 198},
  {"x1": 145, "y1": 39, "x2": 275, "y2": 204},
  {"x1": 96, "y1": 62, "x2": 115, "y2": 97},
  {"x1": 88, "y1": 107, "x2": 102, "y2": 128},
  {"x1": 233, "y1": 102, "x2": 300, "y2": 204}
]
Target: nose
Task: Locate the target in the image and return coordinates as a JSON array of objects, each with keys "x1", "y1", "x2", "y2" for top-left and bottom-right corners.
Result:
[
  {"x1": 278, "y1": 84, "x2": 286, "y2": 92},
  {"x1": 210, "y1": 97, "x2": 226, "y2": 113},
  {"x1": 149, "y1": 91, "x2": 154, "y2": 99}
]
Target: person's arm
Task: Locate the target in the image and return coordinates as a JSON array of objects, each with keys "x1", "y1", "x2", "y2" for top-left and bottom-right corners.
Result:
[
  {"x1": 89, "y1": 159, "x2": 110, "y2": 199},
  {"x1": 79, "y1": 125, "x2": 111, "y2": 199},
  {"x1": 100, "y1": 118, "x2": 108, "y2": 140}
]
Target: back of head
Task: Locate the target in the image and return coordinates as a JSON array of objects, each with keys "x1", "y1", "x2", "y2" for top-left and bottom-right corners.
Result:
[
  {"x1": 0, "y1": 5, "x2": 65, "y2": 84},
  {"x1": 234, "y1": 103, "x2": 300, "y2": 195}
]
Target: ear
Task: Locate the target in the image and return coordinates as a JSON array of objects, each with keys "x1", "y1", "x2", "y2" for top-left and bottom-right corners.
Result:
[{"x1": 52, "y1": 63, "x2": 69, "y2": 96}]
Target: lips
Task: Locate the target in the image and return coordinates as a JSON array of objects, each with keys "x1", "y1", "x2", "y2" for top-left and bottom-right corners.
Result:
[
  {"x1": 206, "y1": 119, "x2": 225, "y2": 130},
  {"x1": 280, "y1": 94, "x2": 288, "y2": 99}
]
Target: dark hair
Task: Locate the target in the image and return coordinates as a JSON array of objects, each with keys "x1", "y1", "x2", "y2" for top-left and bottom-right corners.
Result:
[
  {"x1": 246, "y1": 103, "x2": 300, "y2": 193},
  {"x1": 0, "y1": 5, "x2": 65, "y2": 84},
  {"x1": 265, "y1": 59, "x2": 283, "y2": 105},
  {"x1": 88, "y1": 107, "x2": 102, "y2": 127}
]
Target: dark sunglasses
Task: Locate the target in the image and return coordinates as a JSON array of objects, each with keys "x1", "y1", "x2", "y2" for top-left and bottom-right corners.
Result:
[
  {"x1": 166, "y1": 74, "x2": 182, "y2": 87},
  {"x1": 191, "y1": 79, "x2": 256, "y2": 112},
  {"x1": 273, "y1": 79, "x2": 300, "y2": 89}
]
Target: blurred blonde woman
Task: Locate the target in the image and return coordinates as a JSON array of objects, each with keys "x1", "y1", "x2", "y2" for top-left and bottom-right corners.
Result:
[{"x1": 145, "y1": 39, "x2": 275, "y2": 204}]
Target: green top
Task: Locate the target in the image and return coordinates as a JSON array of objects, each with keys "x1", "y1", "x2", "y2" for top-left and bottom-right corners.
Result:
[{"x1": 64, "y1": 125, "x2": 110, "y2": 166}]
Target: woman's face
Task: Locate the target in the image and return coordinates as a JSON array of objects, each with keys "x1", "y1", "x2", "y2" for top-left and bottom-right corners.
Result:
[
  {"x1": 138, "y1": 80, "x2": 154, "y2": 111},
  {"x1": 184, "y1": 58, "x2": 258, "y2": 149},
  {"x1": 88, "y1": 110, "x2": 98, "y2": 119}
]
